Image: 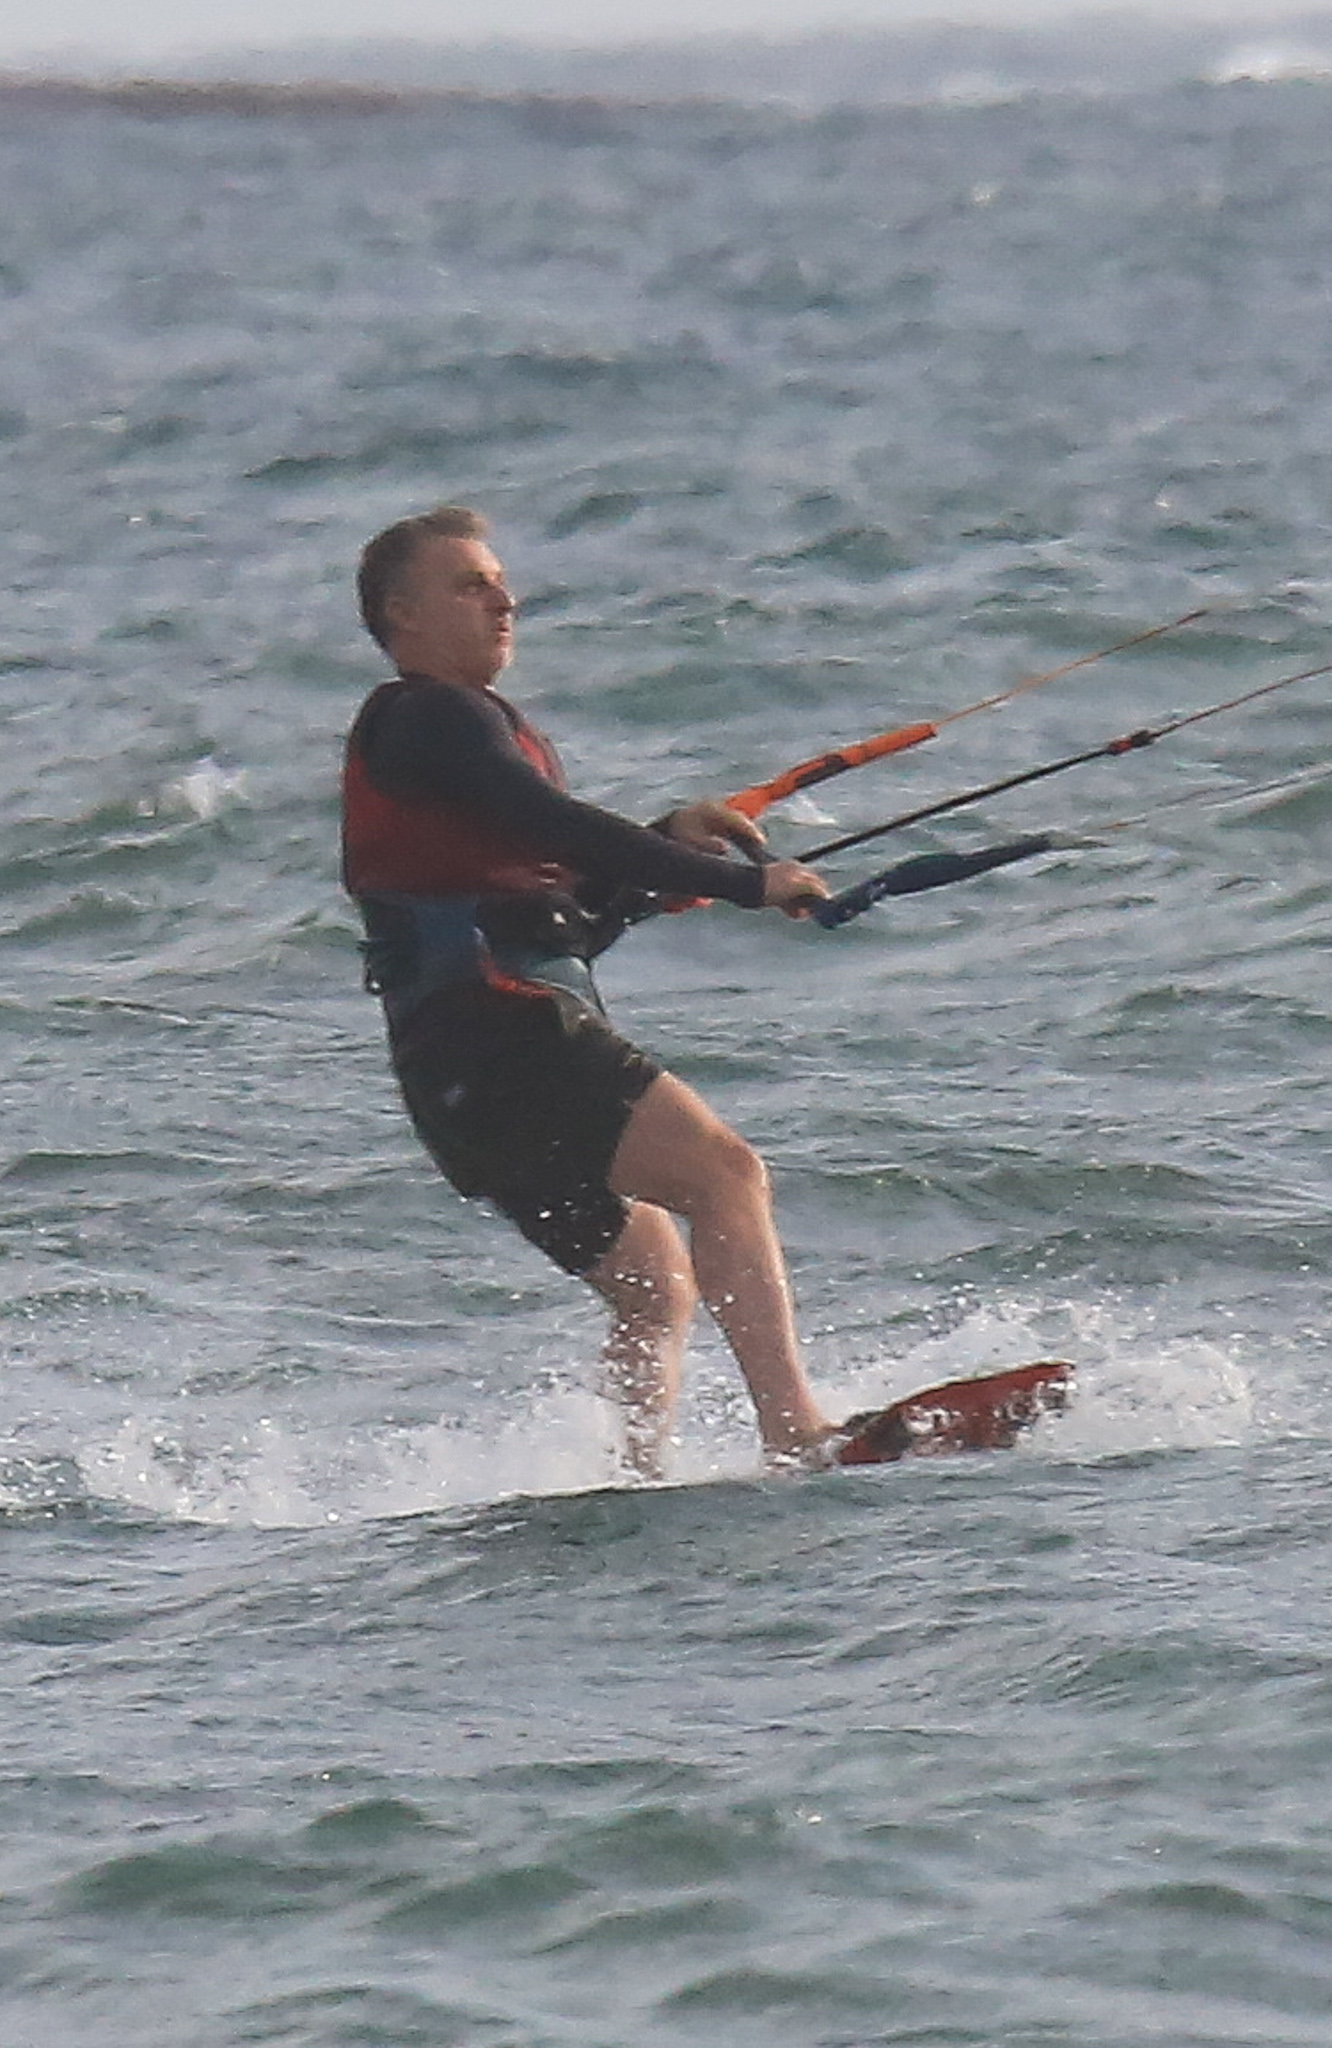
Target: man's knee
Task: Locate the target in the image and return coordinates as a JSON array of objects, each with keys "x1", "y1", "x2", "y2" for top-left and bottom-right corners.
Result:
[
  {"x1": 608, "y1": 1073, "x2": 772, "y2": 1221},
  {"x1": 706, "y1": 1123, "x2": 770, "y2": 1204},
  {"x1": 655, "y1": 1122, "x2": 770, "y2": 1222}
]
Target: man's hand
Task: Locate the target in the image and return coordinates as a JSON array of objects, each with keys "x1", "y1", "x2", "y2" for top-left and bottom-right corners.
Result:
[
  {"x1": 659, "y1": 801, "x2": 768, "y2": 860},
  {"x1": 760, "y1": 860, "x2": 831, "y2": 920},
  {"x1": 657, "y1": 804, "x2": 829, "y2": 918}
]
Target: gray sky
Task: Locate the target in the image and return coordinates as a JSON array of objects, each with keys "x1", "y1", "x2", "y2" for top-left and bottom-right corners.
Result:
[{"x1": 0, "y1": 1, "x2": 1289, "y2": 69}]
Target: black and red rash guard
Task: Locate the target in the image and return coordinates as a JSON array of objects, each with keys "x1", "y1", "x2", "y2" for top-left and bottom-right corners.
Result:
[{"x1": 342, "y1": 672, "x2": 765, "y2": 912}]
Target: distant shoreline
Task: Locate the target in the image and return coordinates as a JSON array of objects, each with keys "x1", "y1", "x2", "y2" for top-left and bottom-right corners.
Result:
[
  {"x1": 0, "y1": 74, "x2": 440, "y2": 115},
  {"x1": 2, "y1": 17, "x2": 1328, "y2": 118},
  {"x1": 0, "y1": 73, "x2": 717, "y2": 117}
]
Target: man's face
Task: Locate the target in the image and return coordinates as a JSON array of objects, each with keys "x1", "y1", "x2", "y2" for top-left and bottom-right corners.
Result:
[{"x1": 387, "y1": 534, "x2": 515, "y2": 687}]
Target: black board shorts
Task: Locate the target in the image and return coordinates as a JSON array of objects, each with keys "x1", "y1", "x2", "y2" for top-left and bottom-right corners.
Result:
[{"x1": 385, "y1": 976, "x2": 661, "y2": 1276}]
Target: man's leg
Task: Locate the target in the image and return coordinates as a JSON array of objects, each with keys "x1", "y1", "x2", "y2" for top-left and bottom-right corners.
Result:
[
  {"x1": 585, "y1": 1201, "x2": 696, "y2": 1478},
  {"x1": 602, "y1": 1072, "x2": 829, "y2": 1461}
]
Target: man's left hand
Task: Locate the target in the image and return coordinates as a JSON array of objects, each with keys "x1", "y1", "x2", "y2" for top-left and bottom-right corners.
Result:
[{"x1": 660, "y1": 801, "x2": 768, "y2": 861}]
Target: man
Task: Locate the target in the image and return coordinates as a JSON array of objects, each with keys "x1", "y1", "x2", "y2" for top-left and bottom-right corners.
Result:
[{"x1": 343, "y1": 505, "x2": 834, "y2": 1475}]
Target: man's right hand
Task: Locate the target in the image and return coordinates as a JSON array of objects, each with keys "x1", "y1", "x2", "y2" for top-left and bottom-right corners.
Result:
[{"x1": 761, "y1": 860, "x2": 831, "y2": 920}]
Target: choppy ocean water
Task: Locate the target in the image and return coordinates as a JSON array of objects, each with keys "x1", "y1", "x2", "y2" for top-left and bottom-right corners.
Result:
[{"x1": 2, "y1": 51, "x2": 1331, "y2": 2047}]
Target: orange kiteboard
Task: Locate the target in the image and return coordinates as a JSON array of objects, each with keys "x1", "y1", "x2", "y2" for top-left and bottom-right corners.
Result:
[{"x1": 832, "y1": 1359, "x2": 1073, "y2": 1466}]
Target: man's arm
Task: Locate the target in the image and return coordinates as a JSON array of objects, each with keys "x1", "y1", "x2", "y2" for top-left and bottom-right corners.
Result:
[{"x1": 358, "y1": 677, "x2": 768, "y2": 909}]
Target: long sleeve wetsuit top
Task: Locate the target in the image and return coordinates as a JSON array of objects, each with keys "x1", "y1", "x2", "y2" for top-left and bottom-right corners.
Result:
[{"x1": 342, "y1": 672, "x2": 766, "y2": 912}]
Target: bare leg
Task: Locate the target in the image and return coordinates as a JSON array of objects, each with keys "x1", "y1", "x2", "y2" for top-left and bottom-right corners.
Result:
[
  {"x1": 604, "y1": 1072, "x2": 829, "y2": 1461},
  {"x1": 585, "y1": 1201, "x2": 696, "y2": 1478}
]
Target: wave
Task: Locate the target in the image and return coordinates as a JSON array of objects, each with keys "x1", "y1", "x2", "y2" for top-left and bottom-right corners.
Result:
[
  {"x1": 1208, "y1": 41, "x2": 1332, "y2": 85},
  {"x1": 0, "y1": 1293, "x2": 1277, "y2": 1530}
]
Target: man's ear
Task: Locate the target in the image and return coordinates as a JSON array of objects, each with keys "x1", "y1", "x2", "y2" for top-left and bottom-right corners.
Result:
[{"x1": 383, "y1": 585, "x2": 415, "y2": 637}]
